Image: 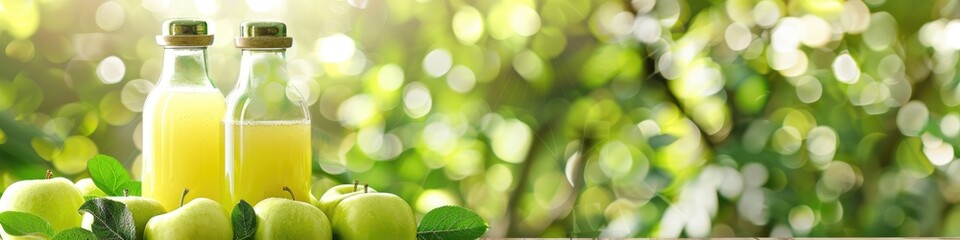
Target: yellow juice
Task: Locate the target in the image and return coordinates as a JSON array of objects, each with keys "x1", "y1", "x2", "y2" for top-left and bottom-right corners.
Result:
[
  {"x1": 228, "y1": 120, "x2": 311, "y2": 205},
  {"x1": 142, "y1": 88, "x2": 229, "y2": 211}
]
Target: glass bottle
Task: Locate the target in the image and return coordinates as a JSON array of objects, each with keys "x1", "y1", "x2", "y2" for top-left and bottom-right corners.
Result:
[
  {"x1": 142, "y1": 19, "x2": 229, "y2": 211},
  {"x1": 226, "y1": 21, "x2": 311, "y2": 205}
]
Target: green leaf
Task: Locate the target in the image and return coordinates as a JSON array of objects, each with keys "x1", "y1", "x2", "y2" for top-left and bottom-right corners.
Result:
[
  {"x1": 78, "y1": 198, "x2": 136, "y2": 240},
  {"x1": 231, "y1": 200, "x2": 256, "y2": 240},
  {"x1": 0, "y1": 211, "x2": 55, "y2": 238},
  {"x1": 52, "y1": 227, "x2": 98, "y2": 240},
  {"x1": 84, "y1": 196, "x2": 102, "y2": 202},
  {"x1": 119, "y1": 181, "x2": 142, "y2": 197},
  {"x1": 648, "y1": 134, "x2": 678, "y2": 149},
  {"x1": 87, "y1": 154, "x2": 133, "y2": 196},
  {"x1": 417, "y1": 206, "x2": 488, "y2": 240}
]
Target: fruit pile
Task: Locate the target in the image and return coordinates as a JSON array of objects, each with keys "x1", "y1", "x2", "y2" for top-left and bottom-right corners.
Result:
[{"x1": 0, "y1": 155, "x2": 487, "y2": 240}]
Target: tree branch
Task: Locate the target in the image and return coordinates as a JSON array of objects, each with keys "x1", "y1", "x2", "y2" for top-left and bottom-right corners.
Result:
[{"x1": 498, "y1": 121, "x2": 557, "y2": 236}]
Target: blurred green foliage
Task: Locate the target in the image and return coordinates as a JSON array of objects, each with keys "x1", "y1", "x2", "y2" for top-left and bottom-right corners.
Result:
[{"x1": 4, "y1": 0, "x2": 960, "y2": 237}]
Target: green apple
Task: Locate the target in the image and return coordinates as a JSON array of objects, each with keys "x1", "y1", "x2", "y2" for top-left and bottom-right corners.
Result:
[
  {"x1": 75, "y1": 178, "x2": 108, "y2": 234},
  {"x1": 309, "y1": 192, "x2": 319, "y2": 207},
  {"x1": 82, "y1": 190, "x2": 165, "y2": 240},
  {"x1": 144, "y1": 189, "x2": 231, "y2": 239},
  {"x1": 254, "y1": 197, "x2": 331, "y2": 240},
  {"x1": 74, "y1": 178, "x2": 106, "y2": 197},
  {"x1": 329, "y1": 185, "x2": 415, "y2": 240},
  {"x1": 316, "y1": 181, "x2": 376, "y2": 219},
  {"x1": 108, "y1": 196, "x2": 166, "y2": 240},
  {"x1": 0, "y1": 170, "x2": 84, "y2": 239}
]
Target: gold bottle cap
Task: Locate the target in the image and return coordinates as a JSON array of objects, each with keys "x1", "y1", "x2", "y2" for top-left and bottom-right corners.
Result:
[
  {"x1": 235, "y1": 21, "x2": 293, "y2": 49},
  {"x1": 156, "y1": 18, "x2": 214, "y2": 47}
]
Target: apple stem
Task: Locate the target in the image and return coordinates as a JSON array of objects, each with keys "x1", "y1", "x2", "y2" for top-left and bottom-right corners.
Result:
[
  {"x1": 282, "y1": 186, "x2": 295, "y2": 201},
  {"x1": 45, "y1": 170, "x2": 53, "y2": 179},
  {"x1": 364, "y1": 184, "x2": 369, "y2": 193},
  {"x1": 180, "y1": 188, "x2": 190, "y2": 207},
  {"x1": 353, "y1": 180, "x2": 359, "y2": 191},
  {"x1": 123, "y1": 189, "x2": 129, "y2": 197}
]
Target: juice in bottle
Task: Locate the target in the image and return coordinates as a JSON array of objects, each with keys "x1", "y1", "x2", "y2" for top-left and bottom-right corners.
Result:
[
  {"x1": 226, "y1": 21, "x2": 312, "y2": 205},
  {"x1": 229, "y1": 121, "x2": 311, "y2": 204},
  {"x1": 142, "y1": 19, "x2": 229, "y2": 211}
]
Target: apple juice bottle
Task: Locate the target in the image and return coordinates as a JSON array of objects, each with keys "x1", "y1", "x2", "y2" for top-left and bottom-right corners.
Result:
[
  {"x1": 142, "y1": 19, "x2": 230, "y2": 211},
  {"x1": 226, "y1": 21, "x2": 311, "y2": 205}
]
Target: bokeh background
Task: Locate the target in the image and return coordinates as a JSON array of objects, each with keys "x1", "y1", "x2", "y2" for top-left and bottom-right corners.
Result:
[{"x1": 2, "y1": 0, "x2": 960, "y2": 237}]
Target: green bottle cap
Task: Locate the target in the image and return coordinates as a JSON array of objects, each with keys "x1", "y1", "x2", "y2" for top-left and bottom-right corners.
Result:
[
  {"x1": 235, "y1": 21, "x2": 293, "y2": 49},
  {"x1": 156, "y1": 18, "x2": 214, "y2": 47}
]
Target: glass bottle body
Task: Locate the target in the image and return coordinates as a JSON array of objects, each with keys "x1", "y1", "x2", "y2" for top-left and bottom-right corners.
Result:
[
  {"x1": 142, "y1": 47, "x2": 229, "y2": 211},
  {"x1": 225, "y1": 49, "x2": 311, "y2": 205}
]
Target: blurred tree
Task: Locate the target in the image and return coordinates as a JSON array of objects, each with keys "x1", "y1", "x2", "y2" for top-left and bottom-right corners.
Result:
[{"x1": 4, "y1": 0, "x2": 960, "y2": 237}]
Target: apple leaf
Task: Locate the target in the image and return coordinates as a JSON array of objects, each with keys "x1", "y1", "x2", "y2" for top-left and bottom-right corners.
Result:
[
  {"x1": 87, "y1": 154, "x2": 134, "y2": 197},
  {"x1": 79, "y1": 198, "x2": 136, "y2": 240},
  {"x1": 0, "y1": 211, "x2": 55, "y2": 238},
  {"x1": 417, "y1": 206, "x2": 488, "y2": 240},
  {"x1": 231, "y1": 200, "x2": 257, "y2": 240},
  {"x1": 53, "y1": 227, "x2": 98, "y2": 240}
]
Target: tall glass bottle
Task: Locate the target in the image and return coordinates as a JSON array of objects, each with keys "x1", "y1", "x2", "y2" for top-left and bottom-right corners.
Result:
[
  {"x1": 142, "y1": 19, "x2": 229, "y2": 211},
  {"x1": 226, "y1": 21, "x2": 311, "y2": 205}
]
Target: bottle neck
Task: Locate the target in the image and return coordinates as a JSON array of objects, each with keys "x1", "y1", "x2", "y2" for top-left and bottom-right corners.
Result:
[
  {"x1": 228, "y1": 48, "x2": 309, "y2": 122},
  {"x1": 237, "y1": 49, "x2": 288, "y2": 88},
  {"x1": 158, "y1": 47, "x2": 215, "y2": 88}
]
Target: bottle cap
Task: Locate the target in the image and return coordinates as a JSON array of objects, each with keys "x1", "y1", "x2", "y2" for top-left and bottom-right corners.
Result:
[
  {"x1": 155, "y1": 18, "x2": 214, "y2": 47},
  {"x1": 235, "y1": 21, "x2": 293, "y2": 49}
]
